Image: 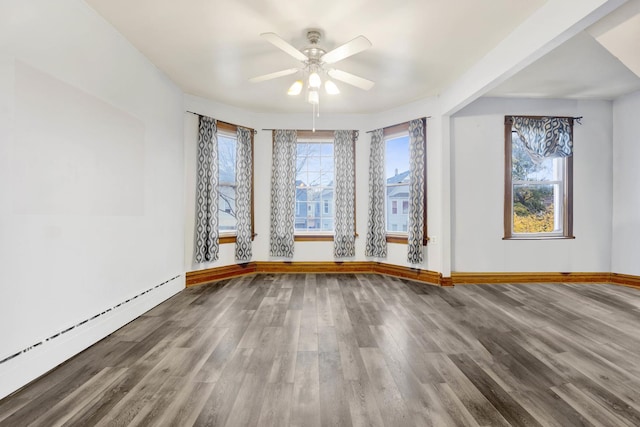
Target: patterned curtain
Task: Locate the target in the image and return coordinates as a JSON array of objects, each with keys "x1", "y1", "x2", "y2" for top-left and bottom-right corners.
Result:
[
  {"x1": 365, "y1": 128, "x2": 387, "y2": 258},
  {"x1": 512, "y1": 116, "x2": 573, "y2": 164},
  {"x1": 235, "y1": 127, "x2": 253, "y2": 261},
  {"x1": 269, "y1": 130, "x2": 297, "y2": 257},
  {"x1": 333, "y1": 130, "x2": 356, "y2": 258},
  {"x1": 407, "y1": 119, "x2": 426, "y2": 264},
  {"x1": 194, "y1": 116, "x2": 219, "y2": 263}
]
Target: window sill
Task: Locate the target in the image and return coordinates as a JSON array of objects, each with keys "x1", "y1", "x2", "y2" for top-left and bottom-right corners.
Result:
[
  {"x1": 295, "y1": 234, "x2": 334, "y2": 242},
  {"x1": 219, "y1": 233, "x2": 257, "y2": 244},
  {"x1": 503, "y1": 235, "x2": 575, "y2": 241},
  {"x1": 386, "y1": 234, "x2": 430, "y2": 245}
]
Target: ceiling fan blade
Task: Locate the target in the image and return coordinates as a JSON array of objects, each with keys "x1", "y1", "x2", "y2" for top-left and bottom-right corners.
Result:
[
  {"x1": 249, "y1": 68, "x2": 299, "y2": 83},
  {"x1": 328, "y1": 69, "x2": 375, "y2": 90},
  {"x1": 321, "y1": 35, "x2": 372, "y2": 64},
  {"x1": 261, "y1": 32, "x2": 308, "y2": 62}
]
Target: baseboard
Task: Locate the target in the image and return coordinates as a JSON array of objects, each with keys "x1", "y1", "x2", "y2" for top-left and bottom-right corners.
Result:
[
  {"x1": 187, "y1": 261, "x2": 443, "y2": 287},
  {"x1": 610, "y1": 273, "x2": 640, "y2": 289},
  {"x1": 186, "y1": 264, "x2": 640, "y2": 292},
  {"x1": 186, "y1": 263, "x2": 256, "y2": 286},
  {"x1": 0, "y1": 275, "x2": 184, "y2": 401},
  {"x1": 450, "y1": 272, "x2": 611, "y2": 284},
  {"x1": 254, "y1": 261, "x2": 373, "y2": 274}
]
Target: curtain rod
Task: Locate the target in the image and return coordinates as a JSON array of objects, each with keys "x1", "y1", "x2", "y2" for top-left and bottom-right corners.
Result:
[
  {"x1": 365, "y1": 116, "x2": 430, "y2": 134},
  {"x1": 509, "y1": 115, "x2": 583, "y2": 124},
  {"x1": 186, "y1": 111, "x2": 257, "y2": 134},
  {"x1": 260, "y1": 128, "x2": 357, "y2": 132}
]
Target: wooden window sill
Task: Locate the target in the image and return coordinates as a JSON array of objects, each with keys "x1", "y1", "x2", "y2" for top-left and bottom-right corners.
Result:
[
  {"x1": 219, "y1": 233, "x2": 257, "y2": 244},
  {"x1": 503, "y1": 235, "x2": 575, "y2": 241},
  {"x1": 386, "y1": 235, "x2": 430, "y2": 245},
  {"x1": 295, "y1": 234, "x2": 334, "y2": 242}
]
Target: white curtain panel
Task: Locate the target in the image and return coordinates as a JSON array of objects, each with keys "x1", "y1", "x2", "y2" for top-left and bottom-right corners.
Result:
[
  {"x1": 333, "y1": 130, "x2": 356, "y2": 258},
  {"x1": 407, "y1": 119, "x2": 426, "y2": 264},
  {"x1": 365, "y1": 128, "x2": 387, "y2": 258},
  {"x1": 235, "y1": 127, "x2": 253, "y2": 261},
  {"x1": 269, "y1": 130, "x2": 297, "y2": 257},
  {"x1": 194, "y1": 116, "x2": 219, "y2": 263}
]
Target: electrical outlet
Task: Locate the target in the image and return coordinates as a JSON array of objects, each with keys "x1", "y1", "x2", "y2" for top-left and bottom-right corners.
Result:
[{"x1": 430, "y1": 236, "x2": 437, "y2": 244}]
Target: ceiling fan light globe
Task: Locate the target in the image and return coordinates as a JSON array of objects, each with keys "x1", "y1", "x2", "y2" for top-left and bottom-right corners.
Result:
[
  {"x1": 307, "y1": 89, "x2": 319, "y2": 105},
  {"x1": 287, "y1": 80, "x2": 303, "y2": 95},
  {"x1": 325, "y1": 80, "x2": 340, "y2": 95},
  {"x1": 308, "y1": 72, "x2": 321, "y2": 88}
]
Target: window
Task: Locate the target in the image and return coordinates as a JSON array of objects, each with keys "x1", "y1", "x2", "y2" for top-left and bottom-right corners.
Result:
[
  {"x1": 295, "y1": 132, "x2": 334, "y2": 235},
  {"x1": 218, "y1": 130, "x2": 237, "y2": 233},
  {"x1": 384, "y1": 122, "x2": 427, "y2": 243},
  {"x1": 504, "y1": 116, "x2": 573, "y2": 239},
  {"x1": 217, "y1": 122, "x2": 254, "y2": 243}
]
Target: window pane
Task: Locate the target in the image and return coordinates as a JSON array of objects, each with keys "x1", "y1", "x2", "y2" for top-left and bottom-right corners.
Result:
[
  {"x1": 386, "y1": 185, "x2": 409, "y2": 232},
  {"x1": 385, "y1": 134, "x2": 410, "y2": 233},
  {"x1": 512, "y1": 133, "x2": 555, "y2": 182},
  {"x1": 320, "y1": 143, "x2": 333, "y2": 156},
  {"x1": 219, "y1": 184, "x2": 236, "y2": 232},
  {"x1": 513, "y1": 184, "x2": 561, "y2": 234},
  {"x1": 295, "y1": 141, "x2": 334, "y2": 232},
  {"x1": 218, "y1": 135, "x2": 236, "y2": 185},
  {"x1": 218, "y1": 134, "x2": 237, "y2": 232}
]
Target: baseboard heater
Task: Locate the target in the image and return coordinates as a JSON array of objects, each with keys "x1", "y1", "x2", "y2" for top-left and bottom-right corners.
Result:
[{"x1": 0, "y1": 275, "x2": 181, "y2": 366}]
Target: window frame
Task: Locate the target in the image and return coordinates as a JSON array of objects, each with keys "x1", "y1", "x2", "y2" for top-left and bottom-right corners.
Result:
[
  {"x1": 217, "y1": 121, "x2": 255, "y2": 244},
  {"x1": 383, "y1": 121, "x2": 428, "y2": 245},
  {"x1": 293, "y1": 130, "x2": 356, "y2": 242},
  {"x1": 503, "y1": 116, "x2": 574, "y2": 240}
]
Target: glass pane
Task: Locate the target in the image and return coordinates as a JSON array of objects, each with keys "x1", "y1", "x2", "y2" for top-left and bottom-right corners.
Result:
[
  {"x1": 306, "y1": 156, "x2": 321, "y2": 172},
  {"x1": 512, "y1": 133, "x2": 555, "y2": 181},
  {"x1": 320, "y1": 143, "x2": 333, "y2": 156},
  {"x1": 218, "y1": 185, "x2": 236, "y2": 231},
  {"x1": 296, "y1": 141, "x2": 334, "y2": 232},
  {"x1": 320, "y1": 170, "x2": 334, "y2": 186},
  {"x1": 386, "y1": 184, "x2": 409, "y2": 232},
  {"x1": 218, "y1": 135, "x2": 236, "y2": 185},
  {"x1": 385, "y1": 135, "x2": 410, "y2": 181},
  {"x1": 513, "y1": 184, "x2": 561, "y2": 233}
]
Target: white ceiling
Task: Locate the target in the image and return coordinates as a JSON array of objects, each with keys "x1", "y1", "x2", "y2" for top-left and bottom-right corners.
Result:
[{"x1": 85, "y1": 0, "x2": 640, "y2": 114}]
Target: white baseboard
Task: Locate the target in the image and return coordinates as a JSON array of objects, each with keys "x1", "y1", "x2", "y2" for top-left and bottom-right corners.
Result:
[{"x1": 0, "y1": 275, "x2": 184, "y2": 400}]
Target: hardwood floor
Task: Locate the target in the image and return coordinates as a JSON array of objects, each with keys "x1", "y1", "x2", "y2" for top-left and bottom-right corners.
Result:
[{"x1": 3, "y1": 273, "x2": 640, "y2": 426}]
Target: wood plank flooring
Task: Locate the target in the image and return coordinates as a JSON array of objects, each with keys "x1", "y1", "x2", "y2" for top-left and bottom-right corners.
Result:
[{"x1": 3, "y1": 273, "x2": 640, "y2": 426}]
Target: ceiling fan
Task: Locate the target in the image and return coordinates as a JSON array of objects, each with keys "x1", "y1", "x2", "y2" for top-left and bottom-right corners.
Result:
[{"x1": 249, "y1": 29, "x2": 375, "y2": 103}]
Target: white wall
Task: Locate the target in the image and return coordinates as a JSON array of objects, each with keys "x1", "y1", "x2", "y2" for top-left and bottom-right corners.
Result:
[
  {"x1": 0, "y1": 0, "x2": 184, "y2": 398},
  {"x1": 184, "y1": 94, "x2": 445, "y2": 273},
  {"x1": 612, "y1": 90, "x2": 640, "y2": 276},
  {"x1": 451, "y1": 97, "x2": 613, "y2": 273}
]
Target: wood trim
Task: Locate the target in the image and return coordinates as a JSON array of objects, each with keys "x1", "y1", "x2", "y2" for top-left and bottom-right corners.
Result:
[
  {"x1": 186, "y1": 263, "x2": 257, "y2": 287},
  {"x1": 451, "y1": 272, "x2": 610, "y2": 284},
  {"x1": 440, "y1": 276, "x2": 454, "y2": 287},
  {"x1": 386, "y1": 235, "x2": 408, "y2": 244},
  {"x1": 294, "y1": 235, "x2": 334, "y2": 242},
  {"x1": 254, "y1": 261, "x2": 373, "y2": 274},
  {"x1": 373, "y1": 262, "x2": 441, "y2": 285},
  {"x1": 610, "y1": 273, "x2": 640, "y2": 289},
  {"x1": 186, "y1": 265, "x2": 640, "y2": 291},
  {"x1": 186, "y1": 261, "x2": 443, "y2": 287},
  {"x1": 504, "y1": 120, "x2": 513, "y2": 238}
]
